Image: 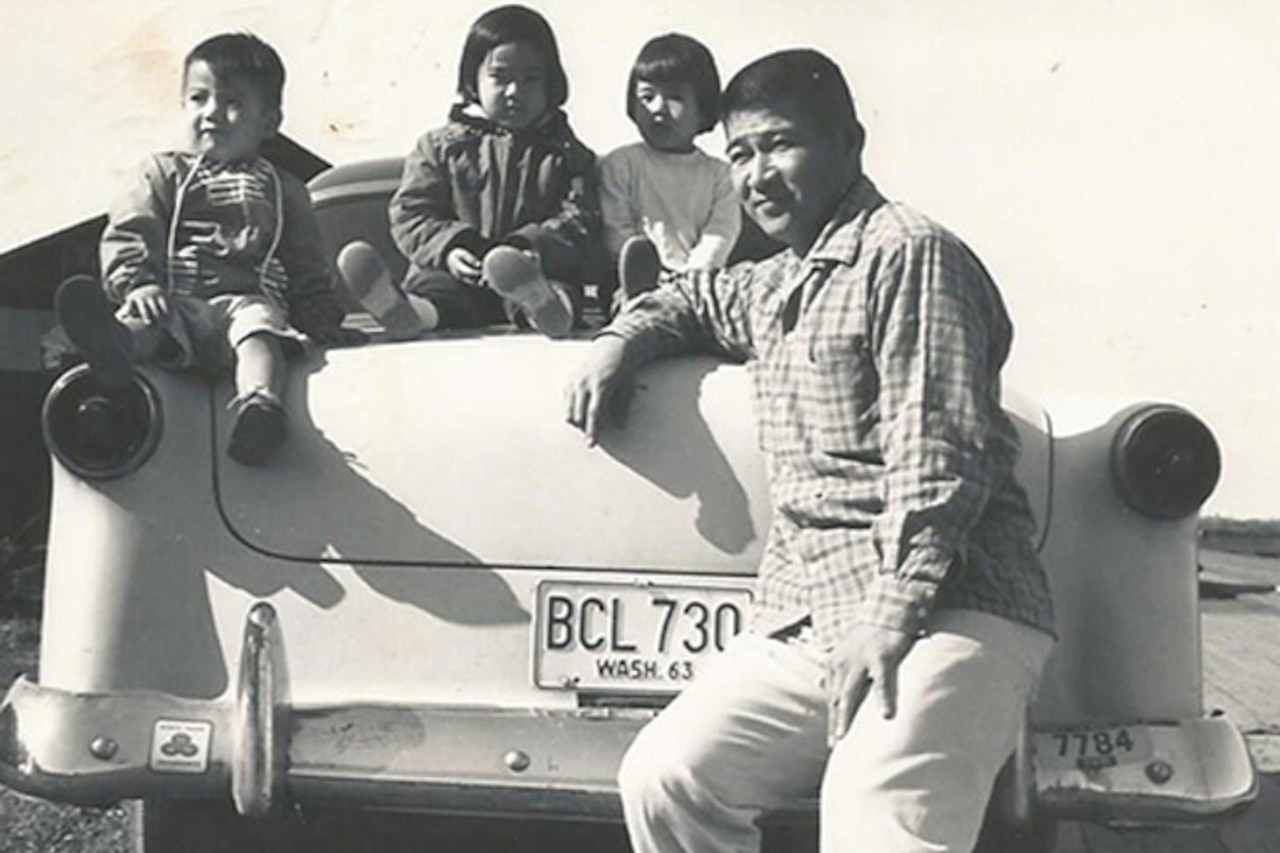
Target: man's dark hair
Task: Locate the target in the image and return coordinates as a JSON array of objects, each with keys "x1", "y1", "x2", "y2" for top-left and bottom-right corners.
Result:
[
  {"x1": 722, "y1": 48, "x2": 865, "y2": 155},
  {"x1": 184, "y1": 33, "x2": 286, "y2": 111},
  {"x1": 456, "y1": 4, "x2": 569, "y2": 110},
  {"x1": 626, "y1": 33, "x2": 721, "y2": 135}
]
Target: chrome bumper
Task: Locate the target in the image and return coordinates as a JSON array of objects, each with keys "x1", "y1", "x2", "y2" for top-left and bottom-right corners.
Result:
[
  {"x1": 0, "y1": 674, "x2": 647, "y2": 817},
  {"x1": 0, "y1": 602, "x2": 647, "y2": 817},
  {"x1": 0, "y1": 602, "x2": 1258, "y2": 826}
]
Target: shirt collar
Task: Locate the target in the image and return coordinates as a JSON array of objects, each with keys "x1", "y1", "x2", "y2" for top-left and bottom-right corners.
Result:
[
  {"x1": 804, "y1": 175, "x2": 886, "y2": 266},
  {"x1": 178, "y1": 151, "x2": 271, "y2": 178}
]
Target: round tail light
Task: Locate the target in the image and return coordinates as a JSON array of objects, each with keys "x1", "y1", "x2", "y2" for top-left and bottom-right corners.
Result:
[
  {"x1": 42, "y1": 364, "x2": 162, "y2": 479},
  {"x1": 1110, "y1": 405, "x2": 1220, "y2": 520}
]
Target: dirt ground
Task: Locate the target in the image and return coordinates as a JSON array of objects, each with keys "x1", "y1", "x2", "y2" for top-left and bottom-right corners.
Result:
[{"x1": 0, "y1": 617, "x2": 132, "y2": 853}]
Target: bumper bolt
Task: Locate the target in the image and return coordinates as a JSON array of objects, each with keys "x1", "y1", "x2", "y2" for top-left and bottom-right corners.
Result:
[
  {"x1": 89, "y1": 736, "x2": 118, "y2": 760},
  {"x1": 1145, "y1": 759, "x2": 1174, "y2": 785},
  {"x1": 504, "y1": 749, "x2": 531, "y2": 773}
]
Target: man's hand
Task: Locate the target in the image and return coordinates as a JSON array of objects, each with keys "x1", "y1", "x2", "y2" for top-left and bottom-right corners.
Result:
[
  {"x1": 446, "y1": 246, "x2": 483, "y2": 284},
  {"x1": 824, "y1": 623, "x2": 917, "y2": 746},
  {"x1": 120, "y1": 284, "x2": 168, "y2": 324},
  {"x1": 564, "y1": 336, "x2": 632, "y2": 446}
]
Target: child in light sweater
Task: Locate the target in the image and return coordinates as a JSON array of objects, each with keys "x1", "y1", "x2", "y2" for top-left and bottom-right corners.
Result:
[{"x1": 598, "y1": 33, "x2": 740, "y2": 307}]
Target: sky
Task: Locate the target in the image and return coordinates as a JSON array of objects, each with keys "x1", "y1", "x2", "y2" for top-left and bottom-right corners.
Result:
[{"x1": 2, "y1": 0, "x2": 1278, "y2": 518}]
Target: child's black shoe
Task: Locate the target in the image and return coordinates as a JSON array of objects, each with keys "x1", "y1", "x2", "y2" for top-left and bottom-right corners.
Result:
[
  {"x1": 227, "y1": 389, "x2": 287, "y2": 466},
  {"x1": 55, "y1": 274, "x2": 134, "y2": 390},
  {"x1": 618, "y1": 235, "x2": 663, "y2": 302}
]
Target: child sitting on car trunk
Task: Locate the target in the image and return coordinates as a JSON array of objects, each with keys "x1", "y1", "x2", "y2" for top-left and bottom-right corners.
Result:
[
  {"x1": 599, "y1": 33, "x2": 740, "y2": 314},
  {"x1": 56, "y1": 32, "x2": 357, "y2": 466},
  {"x1": 336, "y1": 4, "x2": 599, "y2": 339}
]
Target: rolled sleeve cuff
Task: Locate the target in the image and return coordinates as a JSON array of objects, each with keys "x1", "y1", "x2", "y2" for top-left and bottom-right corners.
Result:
[
  {"x1": 854, "y1": 573, "x2": 944, "y2": 636},
  {"x1": 590, "y1": 283, "x2": 706, "y2": 371},
  {"x1": 591, "y1": 326, "x2": 659, "y2": 374}
]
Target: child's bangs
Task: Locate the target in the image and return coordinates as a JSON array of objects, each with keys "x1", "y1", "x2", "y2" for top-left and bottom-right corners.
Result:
[{"x1": 633, "y1": 54, "x2": 691, "y2": 88}]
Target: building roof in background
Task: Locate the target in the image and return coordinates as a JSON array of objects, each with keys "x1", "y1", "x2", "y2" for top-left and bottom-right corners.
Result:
[{"x1": 0, "y1": 134, "x2": 331, "y2": 260}]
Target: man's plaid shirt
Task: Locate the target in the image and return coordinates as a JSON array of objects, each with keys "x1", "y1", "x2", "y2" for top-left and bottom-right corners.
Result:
[{"x1": 605, "y1": 177, "x2": 1055, "y2": 647}]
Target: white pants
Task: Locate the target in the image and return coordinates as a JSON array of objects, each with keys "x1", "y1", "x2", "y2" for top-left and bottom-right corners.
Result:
[{"x1": 618, "y1": 610, "x2": 1053, "y2": 853}]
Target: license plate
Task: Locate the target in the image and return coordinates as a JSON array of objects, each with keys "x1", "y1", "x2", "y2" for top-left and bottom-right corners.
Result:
[
  {"x1": 1033, "y1": 726, "x2": 1154, "y2": 773},
  {"x1": 534, "y1": 580, "x2": 752, "y2": 693}
]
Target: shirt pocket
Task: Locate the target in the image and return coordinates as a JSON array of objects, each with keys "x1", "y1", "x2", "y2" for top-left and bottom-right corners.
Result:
[{"x1": 805, "y1": 331, "x2": 878, "y2": 455}]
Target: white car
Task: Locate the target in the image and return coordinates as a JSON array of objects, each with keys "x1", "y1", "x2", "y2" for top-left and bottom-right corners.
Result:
[{"x1": 0, "y1": 158, "x2": 1255, "y2": 852}]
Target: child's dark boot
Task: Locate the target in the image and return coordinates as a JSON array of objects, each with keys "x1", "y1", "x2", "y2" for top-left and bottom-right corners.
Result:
[
  {"x1": 618, "y1": 235, "x2": 663, "y2": 302},
  {"x1": 227, "y1": 389, "x2": 288, "y2": 466}
]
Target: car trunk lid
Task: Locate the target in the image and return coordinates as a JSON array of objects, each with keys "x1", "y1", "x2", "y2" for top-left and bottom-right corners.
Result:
[
  {"x1": 213, "y1": 336, "x2": 1052, "y2": 571},
  {"x1": 214, "y1": 335, "x2": 772, "y2": 575}
]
